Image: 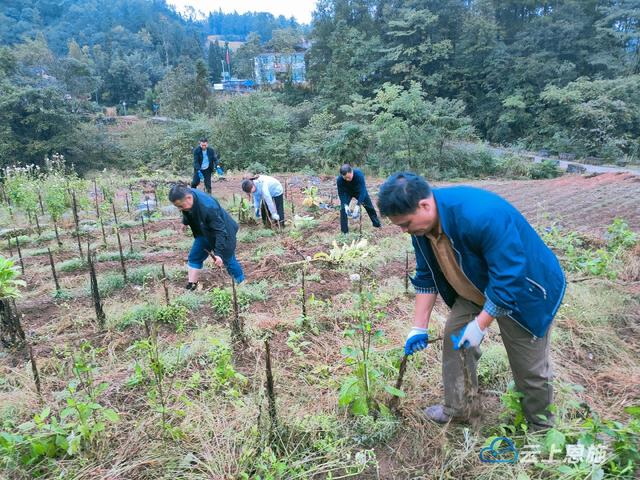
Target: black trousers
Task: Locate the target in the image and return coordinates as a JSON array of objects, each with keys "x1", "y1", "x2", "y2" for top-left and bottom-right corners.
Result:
[
  {"x1": 261, "y1": 194, "x2": 285, "y2": 228},
  {"x1": 340, "y1": 193, "x2": 381, "y2": 233},
  {"x1": 191, "y1": 167, "x2": 212, "y2": 193}
]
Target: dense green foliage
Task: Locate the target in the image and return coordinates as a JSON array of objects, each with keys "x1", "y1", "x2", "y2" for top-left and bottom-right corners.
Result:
[{"x1": 0, "y1": 0, "x2": 638, "y2": 172}]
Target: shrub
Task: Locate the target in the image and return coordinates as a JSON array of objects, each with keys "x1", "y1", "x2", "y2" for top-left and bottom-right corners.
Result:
[
  {"x1": 58, "y1": 258, "x2": 85, "y2": 272},
  {"x1": 118, "y1": 303, "x2": 189, "y2": 332}
]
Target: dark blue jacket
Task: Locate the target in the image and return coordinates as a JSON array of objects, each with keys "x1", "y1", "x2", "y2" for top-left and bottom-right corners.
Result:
[
  {"x1": 193, "y1": 146, "x2": 219, "y2": 170},
  {"x1": 337, "y1": 169, "x2": 369, "y2": 205},
  {"x1": 181, "y1": 189, "x2": 238, "y2": 259},
  {"x1": 411, "y1": 186, "x2": 565, "y2": 338}
]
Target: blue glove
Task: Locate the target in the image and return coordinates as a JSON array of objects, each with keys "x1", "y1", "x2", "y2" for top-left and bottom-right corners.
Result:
[
  {"x1": 198, "y1": 171, "x2": 204, "y2": 181},
  {"x1": 216, "y1": 166, "x2": 224, "y2": 175},
  {"x1": 405, "y1": 327, "x2": 429, "y2": 356},
  {"x1": 451, "y1": 318, "x2": 486, "y2": 350}
]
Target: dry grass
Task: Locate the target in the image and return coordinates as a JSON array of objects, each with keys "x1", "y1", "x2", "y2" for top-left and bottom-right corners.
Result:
[{"x1": 1, "y1": 184, "x2": 638, "y2": 479}]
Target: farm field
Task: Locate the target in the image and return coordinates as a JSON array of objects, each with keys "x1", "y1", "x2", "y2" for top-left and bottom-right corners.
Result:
[{"x1": 0, "y1": 171, "x2": 639, "y2": 479}]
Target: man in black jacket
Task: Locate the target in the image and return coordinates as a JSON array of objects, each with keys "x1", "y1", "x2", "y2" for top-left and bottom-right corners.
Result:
[
  {"x1": 191, "y1": 137, "x2": 219, "y2": 194},
  {"x1": 169, "y1": 184, "x2": 244, "y2": 290},
  {"x1": 336, "y1": 164, "x2": 382, "y2": 234}
]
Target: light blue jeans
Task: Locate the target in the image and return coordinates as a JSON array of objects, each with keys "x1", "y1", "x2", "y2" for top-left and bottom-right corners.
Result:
[{"x1": 188, "y1": 236, "x2": 244, "y2": 283}]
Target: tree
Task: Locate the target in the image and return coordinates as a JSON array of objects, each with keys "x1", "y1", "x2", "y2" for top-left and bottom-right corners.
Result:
[
  {"x1": 233, "y1": 33, "x2": 261, "y2": 80},
  {"x1": 207, "y1": 40, "x2": 223, "y2": 82},
  {"x1": 215, "y1": 92, "x2": 292, "y2": 171},
  {"x1": 266, "y1": 28, "x2": 301, "y2": 53},
  {"x1": 0, "y1": 84, "x2": 78, "y2": 168},
  {"x1": 156, "y1": 63, "x2": 213, "y2": 119},
  {"x1": 382, "y1": 2, "x2": 453, "y2": 88}
]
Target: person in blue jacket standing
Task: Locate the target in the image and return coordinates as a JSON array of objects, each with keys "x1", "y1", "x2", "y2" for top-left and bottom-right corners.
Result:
[
  {"x1": 377, "y1": 172, "x2": 565, "y2": 429},
  {"x1": 336, "y1": 164, "x2": 381, "y2": 234},
  {"x1": 191, "y1": 137, "x2": 219, "y2": 194},
  {"x1": 169, "y1": 184, "x2": 244, "y2": 290}
]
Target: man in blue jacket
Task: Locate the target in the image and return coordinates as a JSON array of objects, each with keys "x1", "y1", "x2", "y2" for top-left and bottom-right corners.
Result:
[
  {"x1": 377, "y1": 173, "x2": 565, "y2": 429},
  {"x1": 169, "y1": 184, "x2": 244, "y2": 290},
  {"x1": 336, "y1": 164, "x2": 381, "y2": 234},
  {"x1": 191, "y1": 138, "x2": 219, "y2": 194}
]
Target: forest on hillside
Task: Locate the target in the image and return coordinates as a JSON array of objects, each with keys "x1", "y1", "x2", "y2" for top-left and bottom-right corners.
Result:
[{"x1": 0, "y1": 0, "x2": 638, "y2": 173}]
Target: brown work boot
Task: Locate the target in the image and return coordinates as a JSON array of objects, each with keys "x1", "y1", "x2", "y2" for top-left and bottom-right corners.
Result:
[{"x1": 422, "y1": 404, "x2": 452, "y2": 424}]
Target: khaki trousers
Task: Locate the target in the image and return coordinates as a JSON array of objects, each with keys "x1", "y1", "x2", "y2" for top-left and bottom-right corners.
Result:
[{"x1": 441, "y1": 298, "x2": 554, "y2": 427}]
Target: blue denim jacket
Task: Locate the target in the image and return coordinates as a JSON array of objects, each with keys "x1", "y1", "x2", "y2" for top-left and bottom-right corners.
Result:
[{"x1": 411, "y1": 186, "x2": 565, "y2": 338}]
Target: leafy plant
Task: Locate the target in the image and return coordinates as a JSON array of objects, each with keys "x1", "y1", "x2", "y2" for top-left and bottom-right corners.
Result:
[
  {"x1": 338, "y1": 291, "x2": 404, "y2": 416},
  {"x1": 542, "y1": 219, "x2": 637, "y2": 279},
  {"x1": 302, "y1": 186, "x2": 321, "y2": 210},
  {"x1": 0, "y1": 257, "x2": 25, "y2": 299},
  {"x1": 118, "y1": 303, "x2": 189, "y2": 332},
  {"x1": 313, "y1": 239, "x2": 377, "y2": 265},
  {"x1": 129, "y1": 337, "x2": 185, "y2": 439},
  {"x1": 0, "y1": 342, "x2": 119, "y2": 467},
  {"x1": 286, "y1": 330, "x2": 311, "y2": 356}
]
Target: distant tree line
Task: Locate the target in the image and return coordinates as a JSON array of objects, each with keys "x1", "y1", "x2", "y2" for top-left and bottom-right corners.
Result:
[{"x1": 0, "y1": 0, "x2": 638, "y2": 173}]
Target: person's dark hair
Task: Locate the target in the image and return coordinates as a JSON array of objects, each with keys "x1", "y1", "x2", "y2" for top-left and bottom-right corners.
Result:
[
  {"x1": 339, "y1": 164, "x2": 353, "y2": 176},
  {"x1": 241, "y1": 179, "x2": 255, "y2": 193},
  {"x1": 377, "y1": 172, "x2": 432, "y2": 216},
  {"x1": 199, "y1": 137, "x2": 208, "y2": 143},
  {"x1": 168, "y1": 184, "x2": 193, "y2": 202}
]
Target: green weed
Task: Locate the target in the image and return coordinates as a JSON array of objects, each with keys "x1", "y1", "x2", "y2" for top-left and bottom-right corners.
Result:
[
  {"x1": 96, "y1": 251, "x2": 143, "y2": 262},
  {"x1": 237, "y1": 228, "x2": 275, "y2": 243},
  {"x1": 58, "y1": 258, "x2": 86, "y2": 272}
]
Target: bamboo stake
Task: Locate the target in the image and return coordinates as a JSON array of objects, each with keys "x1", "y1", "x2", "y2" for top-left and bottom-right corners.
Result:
[
  {"x1": 47, "y1": 247, "x2": 60, "y2": 292},
  {"x1": 53, "y1": 220, "x2": 62, "y2": 247},
  {"x1": 28, "y1": 345, "x2": 42, "y2": 399},
  {"x1": 16, "y1": 236, "x2": 24, "y2": 274},
  {"x1": 87, "y1": 244, "x2": 106, "y2": 329},
  {"x1": 34, "y1": 213, "x2": 41, "y2": 236},
  {"x1": 37, "y1": 191, "x2": 45, "y2": 215},
  {"x1": 161, "y1": 263, "x2": 170, "y2": 305},
  {"x1": 264, "y1": 339, "x2": 278, "y2": 432},
  {"x1": 115, "y1": 227, "x2": 127, "y2": 283},
  {"x1": 71, "y1": 191, "x2": 83, "y2": 261},
  {"x1": 111, "y1": 199, "x2": 119, "y2": 225},
  {"x1": 140, "y1": 215, "x2": 147, "y2": 242},
  {"x1": 301, "y1": 266, "x2": 307, "y2": 322},
  {"x1": 93, "y1": 178, "x2": 100, "y2": 218}
]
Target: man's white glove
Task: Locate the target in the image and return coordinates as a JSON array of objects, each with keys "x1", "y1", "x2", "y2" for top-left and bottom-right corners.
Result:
[
  {"x1": 344, "y1": 205, "x2": 352, "y2": 216},
  {"x1": 272, "y1": 213, "x2": 280, "y2": 221},
  {"x1": 352, "y1": 204, "x2": 361, "y2": 219},
  {"x1": 452, "y1": 317, "x2": 486, "y2": 350}
]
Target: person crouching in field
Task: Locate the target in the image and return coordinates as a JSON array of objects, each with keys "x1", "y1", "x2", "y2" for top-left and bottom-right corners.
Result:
[
  {"x1": 241, "y1": 174, "x2": 285, "y2": 228},
  {"x1": 377, "y1": 172, "x2": 565, "y2": 430},
  {"x1": 169, "y1": 184, "x2": 244, "y2": 290}
]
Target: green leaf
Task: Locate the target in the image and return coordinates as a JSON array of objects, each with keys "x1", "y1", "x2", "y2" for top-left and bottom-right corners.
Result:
[
  {"x1": 544, "y1": 428, "x2": 566, "y2": 452},
  {"x1": 102, "y1": 408, "x2": 120, "y2": 423},
  {"x1": 623, "y1": 405, "x2": 640, "y2": 419},
  {"x1": 338, "y1": 377, "x2": 359, "y2": 407},
  {"x1": 60, "y1": 407, "x2": 75, "y2": 419},
  {"x1": 351, "y1": 396, "x2": 369, "y2": 416},
  {"x1": 384, "y1": 385, "x2": 406, "y2": 398}
]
